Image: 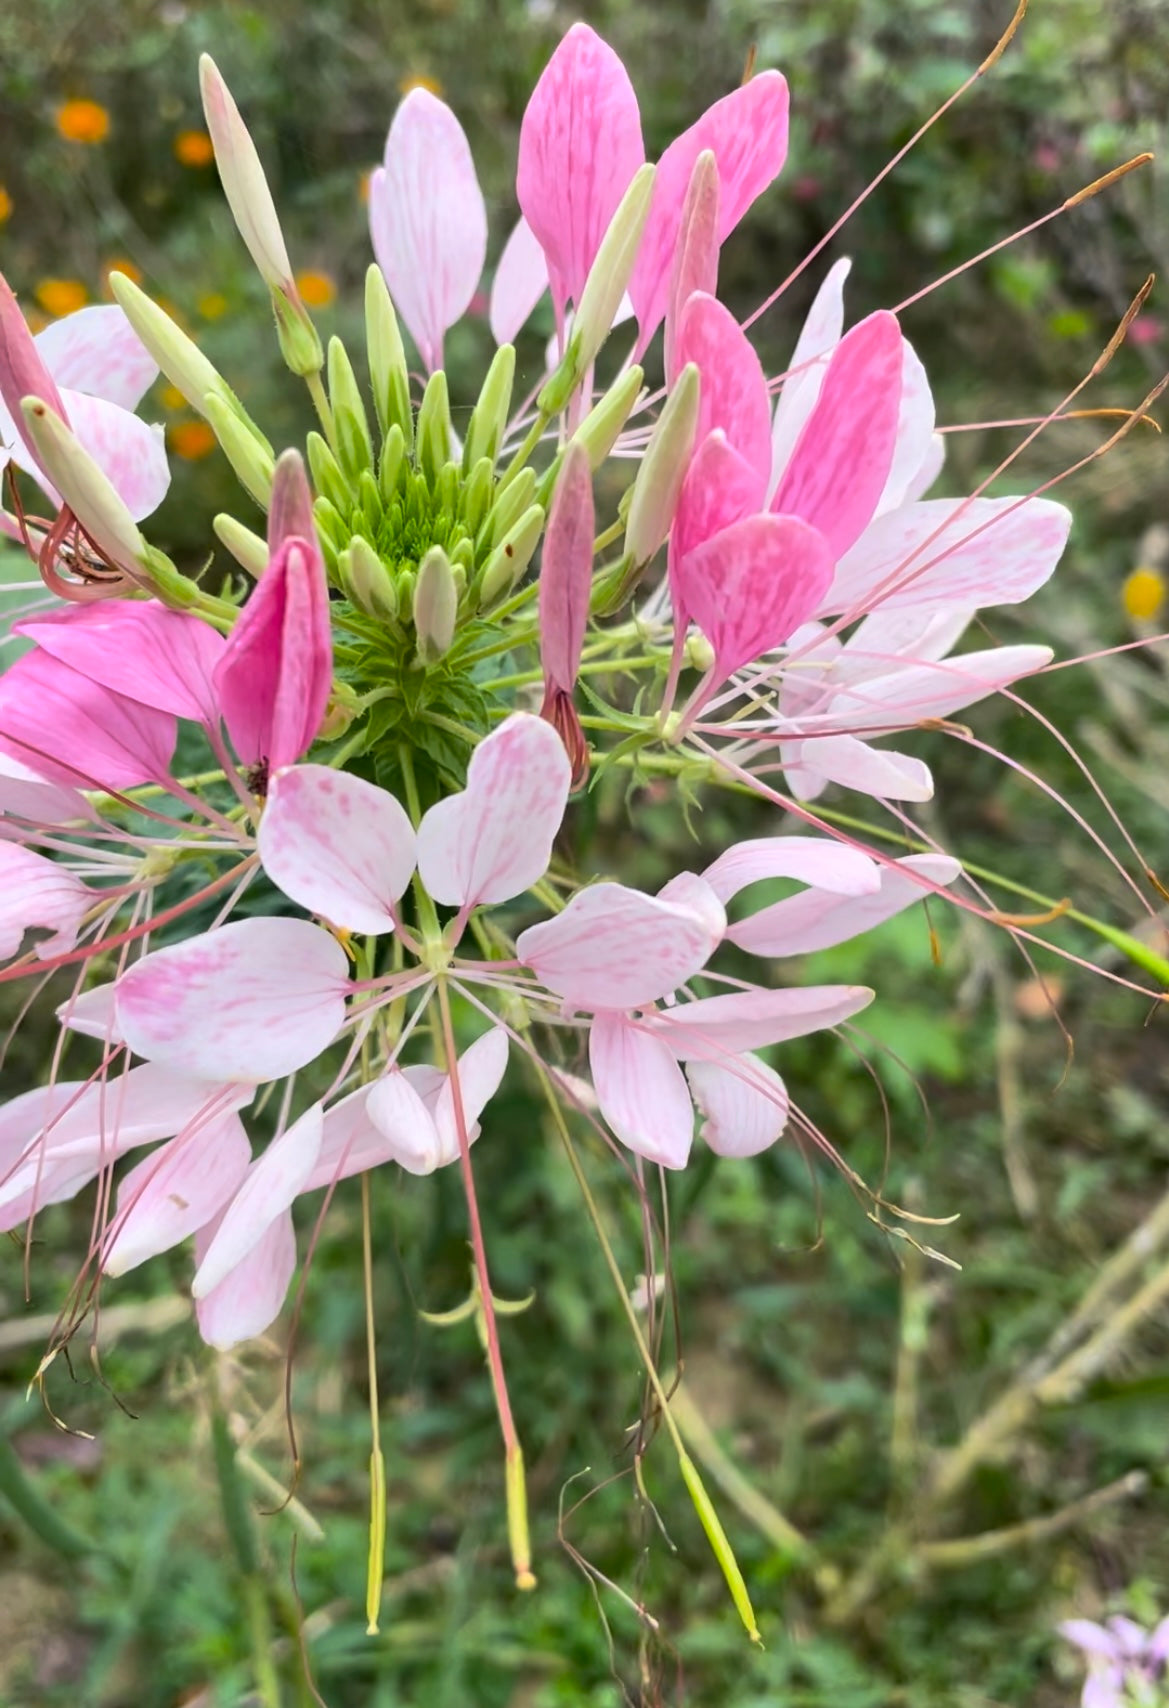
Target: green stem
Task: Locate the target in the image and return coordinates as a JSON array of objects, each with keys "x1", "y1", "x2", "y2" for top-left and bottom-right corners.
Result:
[
  {"x1": 306, "y1": 370, "x2": 336, "y2": 448},
  {"x1": 211, "y1": 1407, "x2": 282, "y2": 1708},
  {"x1": 0, "y1": 1434, "x2": 94, "y2": 1557},
  {"x1": 398, "y1": 745, "x2": 442, "y2": 941},
  {"x1": 496, "y1": 412, "x2": 550, "y2": 494}
]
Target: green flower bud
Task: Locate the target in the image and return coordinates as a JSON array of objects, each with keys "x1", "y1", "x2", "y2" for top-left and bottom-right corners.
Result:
[
  {"x1": 625, "y1": 362, "x2": 700, "y2": 569},
  {"x1": 460, "y1": 455, "x2": 495, "y2": 538},
  {"x1": 378, "y1": 422, "x2": 408, "y2": 505},
  {"x1": 213, "y1": 513, "x2": 268, "y2": 577},
  {"x1": 358, "y1": 469, "x2": 383, "y2": 539},
  {"x1": 365, "y1": 264, "x2": 413, "y2": 452},
  {"x1": 464, "y1": 343, "x2": 515, "y2": 471},
  {"x1": 416, "y1": 370, "x2": 452, "y2": 488},
  {"x1": 483, "y1": 465, "x2": 537, "y2": 552},
  {"x1": 21, "y1": 400, "x2": 160, "y2": 584},
  {"x1": 312, "y1": 496, "x2": 351, "y2": 556},
  {"x1": 476, "y1": 503, "x2": 545, "y2": 609},
  {"x1": 306, "y1": 430, "x2": 352, "y2": 516},
  {"x1": 570, "y1": 364, "x2": 644, "y2": 471},
  {"x1": 412, "y1": 545, "x2": 458, "y2": 662},
  {"x1": 340, "y1": 534, "x2": 399, "y2": 619},
  {"x1": 109, "y1": 273, "x2": 228, "y2": 420},
  {"x1": 327, "y1": 336, "x2": 374, "y2": 482},
  {"x1": 271, "y1": 283, "x2": 324, "y2": 378},
  {"x1": 203, "y1": 391, "x2": 275, "y2": 509}
]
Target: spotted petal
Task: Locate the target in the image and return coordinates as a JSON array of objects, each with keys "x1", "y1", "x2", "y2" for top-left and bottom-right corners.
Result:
[
  {"x1": 259, "y1": 764, "x2": 417, "y2": 934},
  {"x1": 104, "y1": 1112, "x2": 251, "y2": 1275}
]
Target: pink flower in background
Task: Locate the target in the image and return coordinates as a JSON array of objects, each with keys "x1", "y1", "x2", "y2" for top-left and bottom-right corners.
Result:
[{"x1": 1060, "y1": 1613, "x2": 1169, "y2": 1707}]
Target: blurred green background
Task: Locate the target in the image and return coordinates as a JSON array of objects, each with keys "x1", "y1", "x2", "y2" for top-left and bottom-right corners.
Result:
[{"x1": 2, "y1": 0, "x2": 1169, "y2": 1703}]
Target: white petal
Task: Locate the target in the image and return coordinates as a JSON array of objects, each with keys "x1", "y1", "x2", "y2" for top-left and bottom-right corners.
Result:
[
  {"x1": 688, "y1": 1054, "x2": 789, "y2": 1158},
  {"x1": 259, "y1": 764, "x2": 416, "y2": 934},
  {"x1": 104, "y1": 1112, "x2": 251, "y2": 1275},
  {"x1": 192, "y1": 1103, "x2": 323, "y2": 1298},
  {"x1": 589, "y1": 1011, "x2": 694, "y2": 1168}
]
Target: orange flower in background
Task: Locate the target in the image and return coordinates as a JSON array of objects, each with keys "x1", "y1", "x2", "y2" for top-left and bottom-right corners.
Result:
[
  {"x1": 174, "y1": 129, "x2": 215, "y2": 168},
  {"x1": 56, "y1": 99, "x2": 110, "y2": 144},
  {"x1": 197, "y1": 292, "x2": 229, "y2": 321},
  {"x1": 101, "y1": 256, "x2": 143, "y2": 296},
  {"x1": 0, "y1": 187, "x2": 11, "y2": 224},
  {"x1": 358, "y1": 169, "x2": 372, "y2": 206},
  {"x1": 34, "y1": 278, "x2": 88, "y2": 317},
  {"x1": 170, "y1": 420, "x2": 217, "y2": 461},
  {"x1": 159, "y1": 385, "x2": 188, "y2": 411},
  {"x1": 295, "y1": 269, "x2": 337, "y2": 309},
  {"x1": 398, "y1": 73, "x2": 443, "y2": 97}
]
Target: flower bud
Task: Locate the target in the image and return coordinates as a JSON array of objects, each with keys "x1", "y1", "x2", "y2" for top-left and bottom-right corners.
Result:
[
  {"x1": 306, "y1": 430, "x2": 352, "y2": 516},
  {"x1": 214, "y1": 513, "x2": 268, "y2": 577},
  {"x1": 109, "y1": 272, "x2": 229, "y2": 420},
  {"x1": 21, "y1": 399, "x2": 149, "y2": 578},
  {"x1": 569, "y1": 364, "x2": 644, "y2": 471},
  {"x1": 365, "y1": 264, "x2": 413, "y2": 451},
  {"x1": 485, "y1": 465, "x2": 537, "y2": 550},
  {"x1": 538, "y1": 163, "x2": 655, "y2": 416},
  {"x1": 477, "y1": 503, "x2": 545, "y2": 609},
  {"x1": 459, "y1": 455, "x2": 495, "y2": 538},
  {"x1": 412, "y1": 545, "x2": 458, "y2": 662},
  {"x1": 464, "y1": 343, "x2": 515, "y2": 471},
  {"x1": 268, "y1": 449, "x2": 316, "y2": 551},
  {"x1": 203, "y1": 391, "x2": 275, "y2": 508},
  {"x1": 664, "y1": 150, "x2": 719, "y2": 384},
  {"x1": 340, "y1": 534, "x2": 399, "y2": 620},
  {"x1": 378, "y1": 422, "x2": 408, "y2": 505},
  {"x1": 625, "y1": 362, "x2": 700, "y2": 569},
  {"x1": 415, "y1": 369, "x2": 452, "y2": 488},
  {"x1": 327, "y1": 337, "x2": 374, "y2": 482},
  {"x1": 539, "y1": 443, "x2": 593, "y2": 696},
  {"x1": 0, "y1": 275, "x2": 67, "y2": 483}
]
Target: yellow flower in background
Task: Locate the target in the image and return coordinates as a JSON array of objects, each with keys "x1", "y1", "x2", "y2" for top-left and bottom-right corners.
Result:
[
  {"x1": 295, "y1": 269, "x2": 337, "y2": 309},
  {"x1": 34, "y1": 278, "x2": 88, "y2": 317},
  {"x1": 398, "y1": 73, "x2": 443, "y2": 97},
  {"x1": 170, "y1": 420, "x2": 217, "y2": 461},
  {"x1": 197, "y1": 292, "x2": 229, "y2": 321},
  {"x1": 56, "y1": 99, "x2": 110, "y2": 144},
  {"x1": 1123, "y1": 567, "x2": 1166, "y2": 623},
  {"x1": 160, "y1": 385, "x2": 189, "y2": 411},
  {"x1": 174, "y1": 129, "x2": 215, "y2": 168},
  {"x1": 0, "y1": 186, "x2": 11, "y2": 224}
]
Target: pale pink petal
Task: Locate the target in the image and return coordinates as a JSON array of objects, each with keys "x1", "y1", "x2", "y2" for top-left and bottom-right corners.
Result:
[
  {"x1": 1146, "y1": 1616, "x2": 1169, "y2": 1666},
  {"x1": 58, "y1": 390, "x2": 170, "y2": 521},
  {"x1": 655, "y1": 985, "x2": 873, "y2": 1057},
  {"x1": 516, "y1": 23, "x2": 645, "y2": 317},
  {"x1": 15, "y1": 601, "x2": 225, "y2": 724},
  {"x1": 589, "y1": 1011, "x2": 694, "y2": 1168},
  {"x1": 259, "y1": 764, "x2": 416, "y2": 934},
  {"x1": 195, "y1": 1209, "x2": 297, "y2": 1349},
  {"x1": 490, "y1": 216, "x2": 550, "y2": 345},
  {"x1": 55, "y1": 982, "x2": 122, "y2": 1042},
  {"x1": 905, "y1": 432, "x2": 945, "y2": 501},
  {"x1": 116, "y1": 918, "x2": 350, "y2": 1082},
  {"x1": 104, "y1": 1111, "x2": 251, "y2": 1274},
  {"x1": 1105, "y1": 1618, "x2": 1148, "y2": 1658},
  {"x1": 688, "y1": 1053, "x2": 788, "y2": 1157},
  {"x1": 307, "y1": 1085, "x2": 395, "y2": 1190},
  {"x1": 365, "y1": 1069, "x2": 444, "y2": 1175},
  {"x1": 823, "y1": 497, "x2": 1073, "y2": 616},
  {"x1": 0, "y1": 1080, "x2": 86, "y2": 1173},
  {"x1": 727, "y1": 853, "x2": 960, "y2": 957},
  {"x1": 833, "y1": 607, "x2": 971, "y2": 683},
  {"x1": 416, "y1": 712, "x2": 571, "y2": 908},
  {"x1": 370, "y1": 89, "x2": 488, "y2": 371},
  {"x1": 656, "y1": 870, "x2": 729, "y2": 943},
  {"x1": 0, "y1": 843, "x2": 90, "y2": 960},
  {"x1": 630, "y1": 71, "x2": 789, "y2": 348},
  {"x1": 768, "y1": 257, "x2": 851, "y2": 494},
  {"x1": 824, "y1": 644, "x2": 1053, "y2": 729},
  {"x1": 770, "y1": 311, "x2": 903, "y2": 560},
  {"x1": 674, "y1": 292, "x2": 771, "y2": 485},
  {"x1": 702, "y1": 836, "x2": 879, "y2": 904},
  {"x1": 192, "y1": 1102, "x2": 322, "y2": 1298},
  {"x1": 671, "y1": 430, "x2": 765, "y2": 570},
  {"x1": 876, "y1": 339, "x2": 935, "y2": 516},
  {"x1": 0, "y1": 753, "x2": 94, "y2": 826},
  {"x1": 36, "y1": 306, "x2": 157, "y2": 411},
  {"x1": 539, "y1": 443, "x2": 595, "y2": 694},
  {"x1": 663, "y1": 151, "x2": 720, "y2": 384},
  {"x1": 432, "y1": 1027, "x2": 509, "y2": 1161},
  {"x1": 518, "y1": 878, "x2": 723, "y2": 1010},
  {"x1": 678, "y1": 511, "x2": 834, "y2": 681},
  {"x1": 795, "y1": 734, "x2": 934, "y2": 801},
  {"x1": 0, "y1": 648, "x2": 176, "y2": 791},
  {"x1": 1058, "y1": 1621, "x2": 1124, "y2": 1662}
]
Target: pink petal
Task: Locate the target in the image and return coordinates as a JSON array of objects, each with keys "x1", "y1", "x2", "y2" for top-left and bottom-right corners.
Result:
[
  {"x1": 104, "y1": 1111, "x2": 251, "y2": 1275},
  {"x1": 36, "y1": 306, "x2": 157, "y2": 411},
  {"x1": 307, "y1": 1085, "x2": 396, "y2": 1189},
  {"x1": 416, "y1": 712, "x2": 571, "y2": 908},
  {"x1": 432, "y1": 1027, "x2": 509, "y2": 1162},
  {"x1": 655, "y1": 984, "x2": 874, "y2": 1057},
  {"x1": 630, "y1": 71, "x2": 790, "y2": 349},
  {"x1": 678, "y1": 511, "x2": 834, "y2": 681},
  {"x1": 370, "y1": 89, "x2": 488, "y2": 371},
  {"x1": 795, "y1": 734, "x2": 934, "y2": 801},
  {"x1": 489, "y1": 216, "x2": 550, "y2": 345},
  {"x1": 539, "y1": 443, "x2": 595, "y2": 694},
  {"x1": 517, "y1": 23, "x2": 645, "y2": 318},
  {"x1": 0, "y1": 274, "x2": 67, "y2": 483},
  {"x1": 770, "y1": 310, "x2": 903, "y2": 560},
  {"x1": 663, "y1": 151, "x2": 720, "y2": 384},
  {"x1": 192, "y1": 1102, "x2": 322, "y2": 1298},
  {"x1": 876, "y1": 339, "x2": 935, "y2": 516},
  {"x1": 0, "y1": 648, "x2": 176, "y2": 791},
  {"x1": 656, "y1": 869, "x2": 729, "y2": 943},
  {"x1": 822, "y1": 496, "x2": 1073, "y2": 616},
  {"x1": 824, "y1": 644, "x2": 1053, "y2": 729},
  {"x1": 833, "y1": 607, "x2": 971, "y2": 683},
  {"x1": 589, "y1": 1011, "x2": 694, "y2": 1168},
  {"x1": 0, "y1": 753, "x2": 94, "y2": 826},
  {"x1": 688, "y1": 1053, "x2": 789, "y2": 1157},
  {"x1": 259, "y1": 764, "x2": 417, "y2": 934},
  {"x1": 15, "y1": 601, "x2": 226, "y2": 724},
  {"x1": 768, "y1": 258, "x2": 852, "y2": 497},
  {"x1": 195, "y1": 1208, "x2": 297, "y2": 1349},
  {"x1": 517, "y1": 877, "x2": 723, "y2": 1010},
  {"x1": 674, "y1": 292, "x2": 771, "y2": 485},
  {"x1": 1058, "y1": 1621, "x2": 1124, "y2": 1662},
  {"x1": 365, "y1": 1069, "x2": 444, "y2": 1175},
  {"x1": 727, "y1": 853, "x2": 960, "y2": 957},
  {"x1": 116, "y1": 918, "x2": 350, "y2": 1082},
  {"x1": 55, "y1": 982, "x2": 122, "y2": 1042},
  {"x1": 58, "y1": 390, "x2": 170, "y2": 522},
  {"x1": 0, "y1": 843, "x2": 90, "y2": 961},
  {"x1": 703, "y1": 836, "x2": 880, "y2": 905},
  {"x1": 671, "y1": 430, "x2": 765, "y2": 569}
]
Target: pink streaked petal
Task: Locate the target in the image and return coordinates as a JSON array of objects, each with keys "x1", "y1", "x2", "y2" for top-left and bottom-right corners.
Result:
[
  {"x1": 679, "y1": 511, "x2": 834, "y2": 681},
  {"x1": 655, "y1": 984, "x2": 874, "y2": 1058},
  {"x1": 55, "y1": 982, "x2": 122, "y2": 1043},
  {"x1": 0, "y1": 843, "x2": 90, "y2": 961},
  {"x1": 192, "y1": 1102, "x2": 323, "y2": 1298},
  {"x1": 0, "y1": 275, "x2": 67, "y2": 474},
  {"x1": 630, "y1": 71, "x2": 790, "y2": 349},
  {"x1": 671, "y1": 430, "x2": 765, "y2": 571},
  {"x1": 0, "y1": 753, "x2": 94, "y2": 825},
  {"x1": 795, "y1": 734, "x2": 934, "y2": 801},
  {"x1": 116, "y1": 918, "x2": 350, "y2": 1082},
  {"x1": 517, "y1": 879, "x2": 723, "y2": 1010},
  {"x1": 770, "y1": 310, "x2": 903, "y2": 560},
  {"x1": 489, "y1": 216, "x2": 550, "y2": 346},
  {"x1": 0, "y1": 648, "x2": 176, "y2": 791},
  {"x1": 36, "y1": 306, "x2": 157, "y2": 411},
  {"x1": 104, "y1": 1112, "x2": 251, "y2": 1275},
  {"x1": 656, "y1": 870, "x2": 728, "y2": 944},
  {"x1": 433, "y1": 1027, "x2": 510, "y2": 1163},
  {"x1": 15, "y1": 601, "x2": 225, "y2": 724},
  {"x1": 539, "y1": 443, "x2": 594, "y2": 694},
  {"x1": 589, "y1": 1011, "x2": 694, "y2": 1168},
  {"x1": 688, "y1": 1053, "x2": 788, "y2": 1158},
  {"x1": 726, "y1": 853, "x2": 960, "y2": 957},
  {"x1": 876, "y1": 338, "x2": 935, "y2": 517},
  {"x1": 827, "y1": 644, "x2": 1053, "y2": 728},
  {"x1": 259, "y1": 764, "x2": 416, "y2": 934},
  {"x1": 307, "y1": 1085, "x2": 396, "y2": 1190},
  {"x1": 58, "y1": 390, "x2": 170, "y2": 521},
  {"x1": 416, "y1": 712, "x2": 570, "y2": 908},
  {"x1": 195, "y1": 1208, "x2": 297, "y2": 1349},
  {"x1": 822, "y1": 496, "x2": 1073, "y2": 616},
  {"x1": 702, "y1": 836, "x2": 879, "y2": 905},
  {"x1": 0, "y1": 1080, "x2": 86, "y2": 1173},
  {"x1": 370, "y1": 90, "x2": 488, "y2": 371},
  {"x1": 365, "y1": 1068, "x2": 445, "y2": 1175},
  {"x1": 768, "y1": 257, "x2": 852, "y2": 495},
  {"x1": 663, "y1": 151, "x2": 720, "y2": 385},
  {"x1": 834, "y1": 607, "x2": 972, "y2": 683},
  {"x1": 517, "y1": 23, "x2": 645, "y2": 317},
  {"x1": 674, "y1": 292, "x2": 771, "y2": 484}
]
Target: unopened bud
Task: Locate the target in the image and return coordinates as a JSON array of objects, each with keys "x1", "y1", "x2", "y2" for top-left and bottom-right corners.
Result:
[
  {"x1": 684, "y1": 631, "x2": 716, "y2": 673},
  {"x1": 625, "y1": 362, "x2": 700, "y2": 568},
  {"x1": 340, "y1": 534, "x2": 399, "y2": 619},
  {"x1": 485, "y1": 465, "x2": 537, "y2": 550},
  {"x1": 200, "y1": 56, "x2": 294, "y2": 291},
  {"x1": 214, "y1": 513, "x2": 268, "y2": 577},
  {"x1": 271, "y1": 284, "x2": 324, "y2": 378},
  {"x1": 569, "y1": 364, "x2": 644, "y2": 471},
  {"x1": 459, "y1": 455, "x2": 495, "y2": 538},
  {"x1": 464, "y1": 344, "x2": 515, "y2": 471},
  {"x1": 378, "y1": 422, "x2": 407, "y2": 504},
  {"x1": 416, "y1": 370, "x2": 452, "y2": 488},
  {"x1": 664, "y1": 150, "x2": 719, "y2": 383},
  {"x1": 203, "y1": 391, "x2": 275, "y2": 509},
  {"x1": 412, "y1": 545, "x2": 458, "y2": 661},
  {"x1": 306, "y1": 430, "x2": 352, "y2": 516},
  {"x1": 21, "y1": 400, "x2": 153, "y2": 582},
  {"x1": 365, "y1": 264, "x2": 414, "y2": 451},
  {"x1": 477, "y1": 503, "x2": 545, "y2": 608},
  {"x1": 109, "y1": 273, "x2": 229, "y2": 419},
  {"x1": 327, "y1": 336, "x2": 374, "y2": 481}
]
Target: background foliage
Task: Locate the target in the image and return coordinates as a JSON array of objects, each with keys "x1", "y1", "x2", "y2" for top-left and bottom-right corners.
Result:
[{"x1": 2, "y1": 0, "x2": 1169, "y2": 1703}]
